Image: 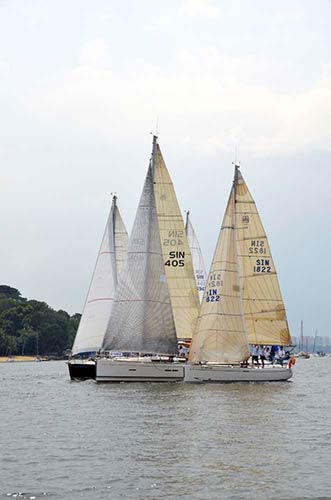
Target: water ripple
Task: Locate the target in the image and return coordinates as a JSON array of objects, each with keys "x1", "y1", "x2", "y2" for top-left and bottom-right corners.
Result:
[{"x1": 0, "y1": 359, "x2": 330, "y2": 499}]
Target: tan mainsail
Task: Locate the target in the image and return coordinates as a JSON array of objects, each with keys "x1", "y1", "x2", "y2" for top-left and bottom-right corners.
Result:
[
  {"x1": 189, "y1": 187, "x2": 250, "y2": 363},
  {"x1": 152, "y1": 137, "x2": 200, "y2": 340},
  {"x1": 234, "y1": 166, "x2": 291, "y2": 346}
]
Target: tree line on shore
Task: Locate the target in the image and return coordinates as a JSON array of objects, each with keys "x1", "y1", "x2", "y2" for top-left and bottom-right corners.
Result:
[{"x1": 0, "y1": 285, "x2": 80, "y2": 357}]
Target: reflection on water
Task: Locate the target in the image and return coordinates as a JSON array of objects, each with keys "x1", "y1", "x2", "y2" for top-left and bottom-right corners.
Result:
[{"x1": 0, "y1": 358, "x2": 330, "y2": 499}]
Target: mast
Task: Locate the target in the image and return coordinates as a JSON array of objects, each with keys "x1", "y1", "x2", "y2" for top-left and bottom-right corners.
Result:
[
  {"x1": 301, "y1": 320, "x2": 304, "y2": 352},
  {"x1": 313, "y1": 328, "x2": 317, "y2": 353},
  {"x1": 111, "y1": 194, "x2": 118, "y2": 284},
  {"x1": 185, "y1": 210, "x2": 190, "y2": 233},
  {"x1": 233, "y1": 164, "x2": 247, "y2": 344}
]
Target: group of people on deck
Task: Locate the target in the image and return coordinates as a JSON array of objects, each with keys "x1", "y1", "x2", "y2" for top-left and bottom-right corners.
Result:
[{"x1": 251, "y1": 345, "x2": 287, "y2": 368}]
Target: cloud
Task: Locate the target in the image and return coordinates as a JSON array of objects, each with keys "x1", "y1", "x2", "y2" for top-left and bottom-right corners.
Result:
[
  {"x1": 179, "y1": 0, "x2": 222, "y2": 20},
  {"x1": 79, "y1": 38, "x2": 111, "y2": 67},
  {"x1": 24, "y1": 41, "x2": 331, "y2": 158}
]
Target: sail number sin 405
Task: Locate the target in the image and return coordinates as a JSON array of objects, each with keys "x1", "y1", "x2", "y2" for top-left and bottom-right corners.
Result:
[{"x1": 165, "y1": 251, "x2": 185, "y2": 267}]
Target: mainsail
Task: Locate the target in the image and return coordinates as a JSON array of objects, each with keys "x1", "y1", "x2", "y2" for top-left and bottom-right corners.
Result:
[
  {"x1": 189, "y1": 186, "x2": 250, "y2": 364},
  {"x1": 185, "y1": 211, "x2": 207, "y2": 303},
  {"x1": 102, "y1": 144, "x2": 178, "y2": 355},
  {"x1": 153, "y1": 140, "x2": 200, "y2": 340},
  {"x1": 72, "y1": 196, "x2": 128, "y2": 355},
  {"x1": 234, "y1": 166, "x2": 291, "y2": 346}
]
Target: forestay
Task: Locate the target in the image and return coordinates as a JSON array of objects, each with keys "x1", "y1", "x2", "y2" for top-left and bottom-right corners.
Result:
[
  {"x1": 189, "y1": 187, "x2": 250, "y2": 364},
  {"x1": 153, "y1": 140, "x2": 200, "y2": 340},
  {"x1": 72, "y1": 196, "x2": 128, "y2": 355},
  {"x1": 185, "y1": 211, "x2": 207, "y2": 303},
  {"x1": 102, "y1": 158, "x2": 178, "y2": 355},
  {"x1": 234, "y1": 167, "x2": 291, "y2": 346}
]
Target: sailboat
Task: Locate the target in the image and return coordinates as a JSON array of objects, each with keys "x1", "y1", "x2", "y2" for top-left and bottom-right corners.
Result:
[
  {"x1": 68, "y1": 195, "x2": 128, "y2": 379},
  {"x1": 296, "y1": 320, "x2": 310, "y2": 359},
  {"x1": 185, "y1": 211, "x2": 207, "y2": 303},
  {"x1": 96, "y1": 136, "x2": 191, "y2": 382},
  {"x1": 185, "y1": 164, "x2": 293, "y2": 382},
  {"x1": 153, "y1": 145, "x2": 200, "y2": 342}
]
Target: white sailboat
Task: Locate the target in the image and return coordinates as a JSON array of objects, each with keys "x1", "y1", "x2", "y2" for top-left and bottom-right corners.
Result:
[
  {"x1": 96, "y1": 136, "x2": 186, "y2": 382},
  {"x1": 185, "y1": 165, "x2": 293, "y2": 382},
  {"x1": 185, "y1": 211, "x2": 207, "y2": 303},
  {"x1": 68, "y1": 195, "x2": 128, "y2": 379}
]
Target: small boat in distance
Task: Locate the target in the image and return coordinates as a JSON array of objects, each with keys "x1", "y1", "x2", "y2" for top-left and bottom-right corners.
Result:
[
  {"x1": 68, "y1": 195, "x2": 128, "y2": 379},
  {"x1": 185, "y1": 164, "x2": 293, "y2": 383},
  {"x1": 296, "y1": 320, "x2": 310, "y2": 359},
  {"x1": 96, "y1": 136, "x2": 191, "y2": 382},
  {"x1": 185, "y1": 210, "x2": 207, "y2": 303}
]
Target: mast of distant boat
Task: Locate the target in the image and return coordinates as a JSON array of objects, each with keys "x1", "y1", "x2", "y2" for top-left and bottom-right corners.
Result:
[{"x1": 313, "y1": 328, "x2": 318, "y2": 354}]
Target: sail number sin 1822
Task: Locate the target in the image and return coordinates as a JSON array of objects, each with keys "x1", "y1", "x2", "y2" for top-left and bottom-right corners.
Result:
[
  {"x1": 253, "y1": 259, "x2": 271, "y2": 273},
  {"x1": 249, "y1": 239, "x2": 267, "y2": 255}
]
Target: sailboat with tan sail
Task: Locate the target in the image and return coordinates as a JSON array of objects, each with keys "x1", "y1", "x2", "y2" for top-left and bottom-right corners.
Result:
[
  {"x1": 185, "y1": 164, "x2": 293, "y2": 382},
  {"x1": 96, "y1": 136, "x2": 199, "y2": 382},
  {"x1": 153, "y1": 143, "x2": 200, "y2": 342}
]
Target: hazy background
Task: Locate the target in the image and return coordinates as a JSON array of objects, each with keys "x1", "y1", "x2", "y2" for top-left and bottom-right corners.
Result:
[{"x1": 0, "y1": 0, "x2": 330, "y2": 340}]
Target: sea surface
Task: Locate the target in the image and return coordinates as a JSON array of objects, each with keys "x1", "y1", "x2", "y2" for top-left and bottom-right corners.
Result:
[{"x1": 0, "y1": 358, "x2": 330, "y2": 500}]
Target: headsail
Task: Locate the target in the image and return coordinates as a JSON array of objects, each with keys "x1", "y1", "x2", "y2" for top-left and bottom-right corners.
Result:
[
  {"x1": 102, "y1": 143, "x2": 178, "y2": 355},
  {"x1": 185, "y1": 211, "x2": 207, "y2": 303},
  {"x1": 234, "y1": 166, "x2": 291, "y2": 346},
  {"x1": 189, "y1": 186, "x2": 250, "y2": 364},
  {"x1": 72, "y1": 196, "x2": 129, "y2": 355},
  {"x1": 153, "y1": 141, "x2": 200, "y2": 340}
]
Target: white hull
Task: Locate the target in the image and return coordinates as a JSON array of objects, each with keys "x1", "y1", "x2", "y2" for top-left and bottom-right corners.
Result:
[
  {"x1": 185, "y1": 364, "x2": 293, "y2": 383},
  {"x1": 96, "y1": 358, "x2": 184, "y2": 382}
]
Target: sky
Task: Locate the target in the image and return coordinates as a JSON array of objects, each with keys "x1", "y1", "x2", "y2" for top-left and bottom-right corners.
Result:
[{"x1": 0, "y1": 0, "x2": 330, "y2": 339}]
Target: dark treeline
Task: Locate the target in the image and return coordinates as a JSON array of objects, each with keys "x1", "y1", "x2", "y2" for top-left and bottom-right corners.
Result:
[{"x1": 0, "y1": 285, "x2": 80, "y2": 357}]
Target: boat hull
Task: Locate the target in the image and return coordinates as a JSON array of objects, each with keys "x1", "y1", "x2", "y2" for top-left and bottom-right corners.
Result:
[
  {"x1": 68, "y1": 359, "x2": 96, "y2": 380},
  {"x1": 96, "y1": 358, "x2": 184, "y2": 382},
  {"x1": 185, "y1": 364, "x2": 293, "y2": 383}
]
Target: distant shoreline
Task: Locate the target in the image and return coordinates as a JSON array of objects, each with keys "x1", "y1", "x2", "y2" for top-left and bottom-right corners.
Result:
[{"x1": 0, "y1": 356, "x2": 50, "y2": 363}]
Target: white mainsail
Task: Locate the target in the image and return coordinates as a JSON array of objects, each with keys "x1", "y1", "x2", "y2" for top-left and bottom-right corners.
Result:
[
  {"x1": 185, "y1": 211, "x2": 207, "y2": 303},
  {"x1": 153, "y1": 141, "x2": 200, "y2": 340},
  {"x1": 71, "y1": 196, "x2": 128, "y2": 355},
  {"x1": 189, "y1": 184, "x2": 250, "y2": 364},
  {"x1": 102, "y1": 140, "x2": 178, "y2": 355},
  {"x1": 234, "y1": 166, "x2": 291, "y2": 346}
]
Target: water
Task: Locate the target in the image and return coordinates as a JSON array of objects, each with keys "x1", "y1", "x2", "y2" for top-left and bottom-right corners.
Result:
[{"x1": 0, "y1": 359, "x2": 330, "y2": 500}]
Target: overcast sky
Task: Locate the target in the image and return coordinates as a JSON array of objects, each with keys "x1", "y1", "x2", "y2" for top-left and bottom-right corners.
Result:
[{"x1": 0, "y1": 0, "x2": 330, "y2": 340}]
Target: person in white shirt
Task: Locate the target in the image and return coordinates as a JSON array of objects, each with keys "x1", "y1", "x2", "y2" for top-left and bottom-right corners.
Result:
[{"x1": 278, "y1": 347, "x2": 285, "y2": 365}]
